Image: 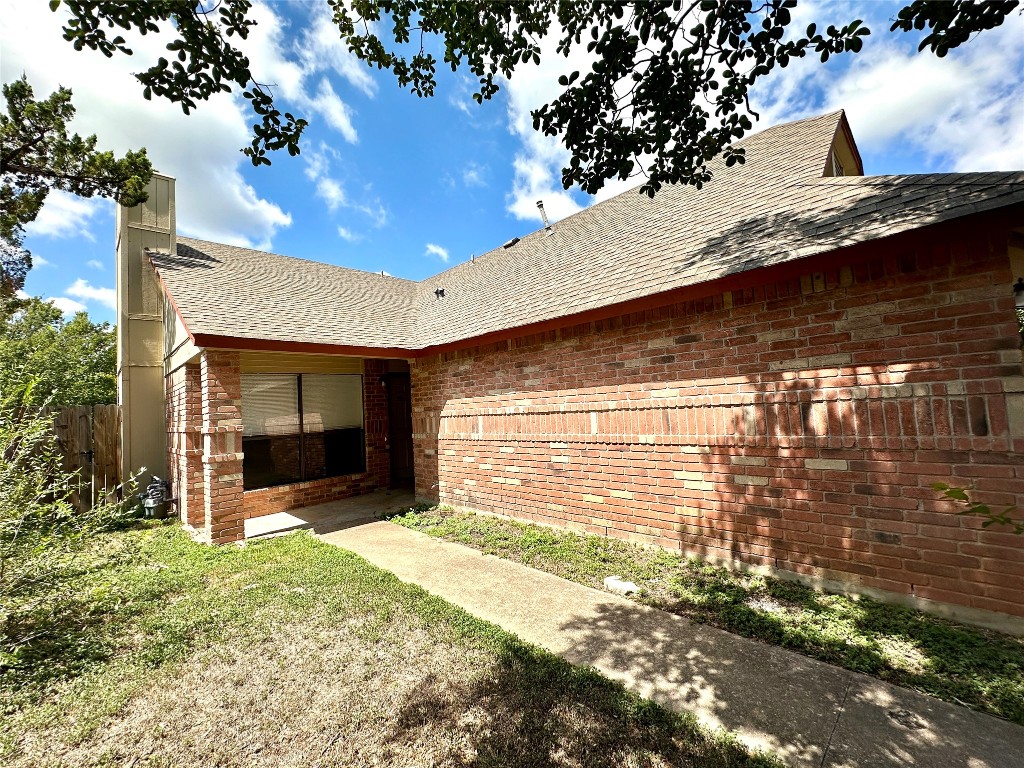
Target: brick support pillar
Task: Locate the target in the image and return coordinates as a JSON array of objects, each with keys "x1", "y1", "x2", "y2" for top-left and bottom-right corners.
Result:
[
  {"x1": 180, "y1": 362, "x2": 204, "y2": 528},
  {"x1": 165, "y1": 361, "x2": 205, "y2": 530},
  {"x1": 200, "y1": 350, "x2": 244, "y2": 543}
]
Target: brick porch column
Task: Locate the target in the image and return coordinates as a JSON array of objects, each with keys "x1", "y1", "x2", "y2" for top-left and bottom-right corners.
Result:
[
  {"x1": 200, "y1": 350, "x2": 244, "y2": 543},
  {"x1": 179, "y1": 362, "x2": 205, "y2": 528}
]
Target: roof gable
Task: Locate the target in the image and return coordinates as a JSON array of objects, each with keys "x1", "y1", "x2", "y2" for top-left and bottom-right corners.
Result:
[
  {"x1": 154, "y1": 239, "x2": 419, "y2": 349},
  {"x1": 824, "y1": 112, "x2": 863, "y2": 177}
]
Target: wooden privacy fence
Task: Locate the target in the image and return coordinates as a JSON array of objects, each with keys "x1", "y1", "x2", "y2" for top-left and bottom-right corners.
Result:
[{"x1": 48, "y1": 404, "x2": 122, "y2": 512}]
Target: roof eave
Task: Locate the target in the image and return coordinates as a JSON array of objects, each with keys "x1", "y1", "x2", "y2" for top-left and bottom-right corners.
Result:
[{"x1": 189, "y1": 332, "x2": 417, "y2": 359}]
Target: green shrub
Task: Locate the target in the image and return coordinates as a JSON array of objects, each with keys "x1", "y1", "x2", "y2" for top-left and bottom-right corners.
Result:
[{"x1": 0, "y1": 396, "x2": 137, "y2": 672}]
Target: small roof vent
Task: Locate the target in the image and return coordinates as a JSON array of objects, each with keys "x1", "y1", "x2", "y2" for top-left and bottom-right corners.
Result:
[
  {"x1": 502, "y1": 237, "x2": 520, "y2": 249},
  {"x1": 536, "y1": 200, "x2": 552, "y2": 231}
]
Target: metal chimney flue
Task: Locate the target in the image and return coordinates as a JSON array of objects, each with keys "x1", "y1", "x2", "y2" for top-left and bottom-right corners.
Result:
[{"x1": 536, "y1": 199, "x2": 552, "y2": 232}]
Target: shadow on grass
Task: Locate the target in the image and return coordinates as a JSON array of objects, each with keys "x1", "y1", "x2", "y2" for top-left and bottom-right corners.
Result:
[
  {"x1": 389, "y1": 577, "x2": 1021, "y2": 768},
  {"x1": 389, "y1": 637, "x2": 774, "y2": 768},
  {"x1": 4, "y1": 529, "x2": 784, "y2": 767},
  {"x1": 1, "y1": 601, "x2": 117, "y2": 690},
  {"x1": 650, "y1": 565, "x2": 1024, "y2": 724}
]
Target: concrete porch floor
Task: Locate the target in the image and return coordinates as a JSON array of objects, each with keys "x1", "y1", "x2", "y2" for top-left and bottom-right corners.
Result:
[{"x1": 243, "y1": 489, "x2": 417, "y2": 539}]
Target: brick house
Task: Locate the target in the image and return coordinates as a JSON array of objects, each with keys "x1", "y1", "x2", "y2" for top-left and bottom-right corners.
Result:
[{"x1": 116, "y1": 111, "x2": 1024, "y2": 632}]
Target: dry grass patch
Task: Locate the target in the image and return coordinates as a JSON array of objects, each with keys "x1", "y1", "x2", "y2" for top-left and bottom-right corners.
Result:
[
  {"x1": 43, "y1": 621, "x2": 489, "y2": 767},
  {"x1": 2, "y1": 524, "x2": 778, "y2": 768}
]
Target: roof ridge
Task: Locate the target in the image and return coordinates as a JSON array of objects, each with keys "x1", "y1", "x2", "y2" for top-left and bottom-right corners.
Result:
[
  {"x1": 153, "y1": 106, "x2": 1024, "y2": 353},
  {"x1": 737, "y1": 108, "x2": 845, "y2": 145},
  {"x1": 157, "y1": 168, "x2": 1024, "y2": 351}
]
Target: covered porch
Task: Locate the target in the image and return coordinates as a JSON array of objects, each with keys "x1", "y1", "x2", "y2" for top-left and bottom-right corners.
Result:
[{"x1": 167, "y1": 348, "x2": 415, "y2": 544}]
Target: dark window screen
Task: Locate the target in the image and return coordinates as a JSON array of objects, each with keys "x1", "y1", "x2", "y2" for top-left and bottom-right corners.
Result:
[
  {"x1": 302, "y1": 374, "x2": 364, "y2": 478},
  {"x1": 241, "y1": 373, "x2": 365, "y2": 490}
]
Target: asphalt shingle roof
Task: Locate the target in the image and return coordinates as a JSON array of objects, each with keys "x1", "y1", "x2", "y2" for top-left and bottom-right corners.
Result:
[
  {"x1": 155, "y1": 240, "x2": 419, "y2": 349},
  {"x1": 150, "y1": 111, "x2": 1024, "y2": 352}
]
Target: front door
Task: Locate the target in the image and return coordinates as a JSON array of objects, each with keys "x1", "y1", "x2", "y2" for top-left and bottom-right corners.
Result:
[{"x1": 386, "y1": 372, "x2": 415, "y2": 488}]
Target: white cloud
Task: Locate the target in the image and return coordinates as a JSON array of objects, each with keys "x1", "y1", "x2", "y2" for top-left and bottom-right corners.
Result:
[
  {"x1": 24, "y1": 190, "x2": 104, "y2": 241},
  {"x1": 462, "y1": 162, "x2": 486, "y2": 187},
  {"x1": 826, "y1": 19, "x2": 1024, "y2": 171},
  {"x1": 87, "y1": 259, "x2": 104, "y2": 270},
  {"x1": 240, "y1": 2, "x2": 365, "y2": 144},
  {"x1": 66, "y1": 278, "x2": 116, "y2": 310},
  {"x1": 300, "y1": 5, "x2": 378, "y2": 99},
  {"x1": 506, "y1": 153, "x2": 582, "y2": 223},
  {"x1": 750, "y1": 2, "x2": 1024, "y2": 172},
  {"x1": 337, "y1": 226, "x2": 359, "y2": 242},
  {"x1": 499, "y1": 2, "x2": 1023, "y2": 219},
  {"x1": 746, "y1": 0, "x2": 846, "y2": 128},
  {"x1": 49, "y1": 296, "x2": 88, "y2": 315},
  {"x1": 303, "y1": 142, "x2": 388, "y2": 225},
  {"x1": 242, "y1": 3, "x2": 307, "y2": 100},
  {"x1": 303, "y1": 142, "x2": 341, "y2": 181},
  {"x1": 448, "y1": 74, "x2": 477, "y2": 116},
  {"x1": 425, "y1": 243, "x2": 449, "y2": 263},
  {"x1": 306, "y1": 78, "x2": 358, "y2": 144},
  {"x1": 1, "y1": 0, "x2": 294, "y2": 250},
  {"x1": 31, "y1": 254, "x2": 50, "y2": 268},
  {"x1": 501, "y1": 32, "x2": 596, "y2": 223},
  {"x1": 500, "y1": 18, "x2": 686, "y2": 215},
  {"x1": 317, "y1": 178, "x2": 348, "y2": 212},
  {"x1": 351, "y1": 194, "x2": 388, "y2": 227}
]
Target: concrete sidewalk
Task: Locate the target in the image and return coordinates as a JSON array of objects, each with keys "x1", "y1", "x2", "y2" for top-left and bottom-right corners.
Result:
[{"x1": 320, "y1": 521, "x2": 1023, "y2": 768}]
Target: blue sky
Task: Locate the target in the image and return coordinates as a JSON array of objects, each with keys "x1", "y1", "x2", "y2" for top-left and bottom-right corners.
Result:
[{"x1": 3, "y1": 0, "x2": 1022, "y2": 325}]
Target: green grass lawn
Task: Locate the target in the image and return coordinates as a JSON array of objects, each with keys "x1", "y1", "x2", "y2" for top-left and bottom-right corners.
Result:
[
  {"x1": 390, "y1": 506, "x2": 1024, "y2": 725},
  {"x1": 1, "y1": 522, "x2": 780, "y2": 768}
]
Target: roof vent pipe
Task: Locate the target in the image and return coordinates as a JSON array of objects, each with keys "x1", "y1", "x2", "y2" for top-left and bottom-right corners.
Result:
[{"x1": 536, "y1": 200, "x2": 552, "y2": 231}]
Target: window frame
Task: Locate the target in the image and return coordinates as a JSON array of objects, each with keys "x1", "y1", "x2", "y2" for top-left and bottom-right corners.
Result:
[{"x1": 241, "y1": 372, "x2": 365, "y2": 491}]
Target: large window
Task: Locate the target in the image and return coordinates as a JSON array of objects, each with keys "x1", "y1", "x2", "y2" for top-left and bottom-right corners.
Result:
[{"x1": 241, "y1": 373, "x2": 364, "y2": 490}]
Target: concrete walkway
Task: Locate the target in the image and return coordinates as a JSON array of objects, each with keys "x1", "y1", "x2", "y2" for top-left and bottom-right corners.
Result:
[{"x1": 320, "y1": 521, "x2": 1023, "y2": 768}]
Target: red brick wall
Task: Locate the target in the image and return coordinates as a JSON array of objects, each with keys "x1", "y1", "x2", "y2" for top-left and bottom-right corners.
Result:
[
  {"x1": 411, "y1": 222, "x2": 1024, "y2": 622},
  {"x1": 243, "y1": 360, "x2": 391, "y2": 518},
  {"x1": 166, "y1": 362, "x2": 202, "y2": 527},
  {"x1": 243, "y1": 472, "x2": 385, "y2": 518},
  {"x1": 201, "y1": 350, "x2": 245, "y2": 544}
]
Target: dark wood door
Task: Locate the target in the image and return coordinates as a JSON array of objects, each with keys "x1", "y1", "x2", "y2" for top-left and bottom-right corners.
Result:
[{"x1": 386, "y1": 373, "x2": 415, "y2": 488}]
